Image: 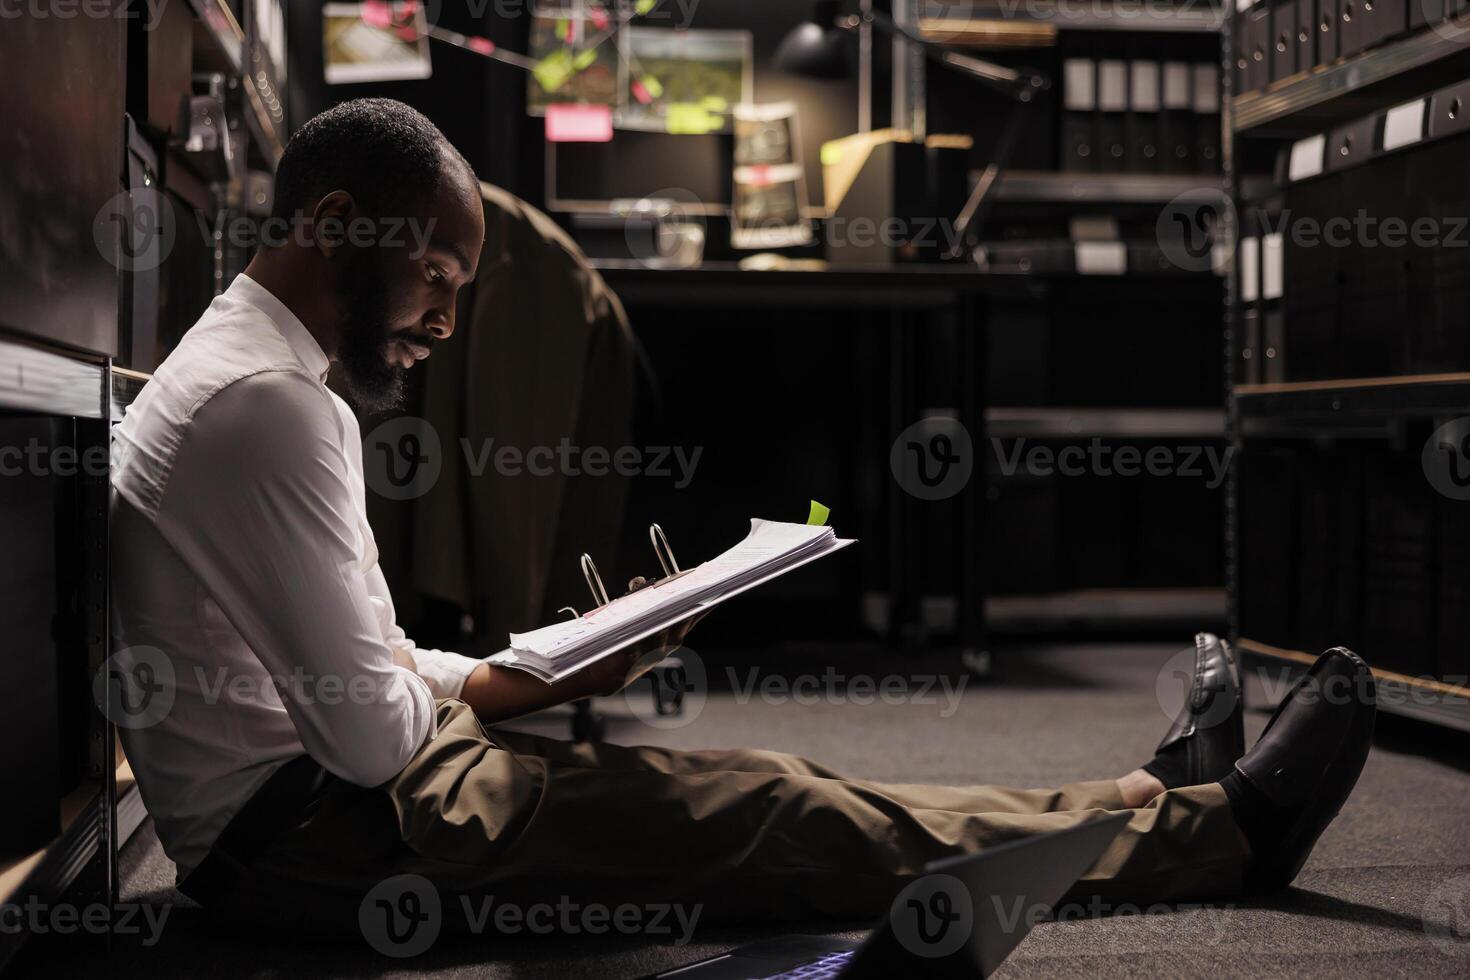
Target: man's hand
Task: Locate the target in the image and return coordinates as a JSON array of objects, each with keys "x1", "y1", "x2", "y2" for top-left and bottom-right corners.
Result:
[
  {"x1": 580, "y1": 614, "x2": 701, "y2": 698},
  {"x1": 457, "y1": 611, "x2": 704, "y2": 725},
  {"x1": 391, "y1": 648, "x2": 421, "y2": 675}
]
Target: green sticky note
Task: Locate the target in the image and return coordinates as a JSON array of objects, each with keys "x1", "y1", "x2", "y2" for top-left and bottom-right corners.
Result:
[
  {"x1": 820, "y1": 142, "x2": 844, "y2": 167},
  {"x1": 533, "y1": 48, "x2": 575, "y2": 93},
  {"x1": 665, "y1": 103, "x2": 719, "y2": 135},
  {"x1": 807, "y1": 500, "x2": 830, "y2": 526},
  {"x1": 572, "y1": 47, "x2": 598, "y2": 70},
  {"x1": 635, "y1": 0, "x2": 656, "y2": 13},
  {"x1": 641, "y1": 75, "x2": 665, "y2": 99},
  {"x1": 700, "y1": 95, "x2": 729, "y2": 113}
]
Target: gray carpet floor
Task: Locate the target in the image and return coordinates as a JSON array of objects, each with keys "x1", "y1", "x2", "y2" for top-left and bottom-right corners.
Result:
[{"x1": 12, "y1": 640, "x2": 1470, "y2": 978}]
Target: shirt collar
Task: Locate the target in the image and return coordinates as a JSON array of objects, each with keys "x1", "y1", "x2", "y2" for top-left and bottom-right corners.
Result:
[{"x1": 228, "y1": 274, "x2": 331, "y2": 383}]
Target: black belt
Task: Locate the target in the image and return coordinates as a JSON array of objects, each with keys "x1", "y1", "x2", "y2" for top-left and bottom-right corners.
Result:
[{"x1": 178, "y1": 754, "x2": 337, "y2": 906}]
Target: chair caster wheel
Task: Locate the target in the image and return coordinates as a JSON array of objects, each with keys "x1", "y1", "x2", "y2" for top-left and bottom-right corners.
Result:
[
  {"x1": 571, "y1": 700, "x2": 606, "y2": 742},
  {"x1": 961, "y1": 649, "x2": 993, "y2": 679}
]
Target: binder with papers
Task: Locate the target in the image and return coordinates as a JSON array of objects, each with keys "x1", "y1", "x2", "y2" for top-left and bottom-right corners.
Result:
[
  {"x1": 1096, "y1": 58, "x2": 1128, "y2": 173},
  {"x1": 1192, "y1": 63, "x2": 1221, "y2": 173},
  {"x1": 1161, "y1": 60, "x2": 1193, "y2": 174},
  {"x1": 1317, "y1": 0, "x2": 1339, "y2": 65},
  {"x1": 1271, "y1": 0, "x2": 1297, "y2": 83},
  {"x1": 1061, "y1": 56, "x2": 1096, "y2": 172},
  {"x1": 490, "y1": 519, "x2": 855, "y2": 683},
  {"x1": 1128, "y1": 60, "x2": 1161, "y2": 173}
]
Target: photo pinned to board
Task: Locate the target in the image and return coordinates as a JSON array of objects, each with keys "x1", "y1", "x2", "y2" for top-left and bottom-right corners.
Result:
[{"x1": 732, "y1": 102, "x2": 815, "y2": 250}]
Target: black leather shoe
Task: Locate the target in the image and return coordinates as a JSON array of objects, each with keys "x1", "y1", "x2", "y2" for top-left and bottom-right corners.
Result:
[
  {"x1": 1156, "y1": 632, "x2": 1245, "y2": 786},
  {"x1": 1235, "y1": 647, "x2": 1376, "y2": 892}
]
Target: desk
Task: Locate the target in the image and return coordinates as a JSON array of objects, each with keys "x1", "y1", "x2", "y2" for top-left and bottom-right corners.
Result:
[
  {"x1": 591, "y1": 260, "x2": 998, "y2": 671},
  {"x1": 589, "y1": 260, "x2": 1021, "y2": 309}
]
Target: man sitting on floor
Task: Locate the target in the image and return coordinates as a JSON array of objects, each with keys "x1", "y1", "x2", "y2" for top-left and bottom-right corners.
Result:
[{"x1": 109, "y1": 98, "x2": 1377, "y2": 935}]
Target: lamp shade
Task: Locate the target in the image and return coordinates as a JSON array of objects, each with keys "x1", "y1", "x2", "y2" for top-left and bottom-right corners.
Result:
[{"x1": 774, "y1": 1, "x2": 852, "y2": 79}]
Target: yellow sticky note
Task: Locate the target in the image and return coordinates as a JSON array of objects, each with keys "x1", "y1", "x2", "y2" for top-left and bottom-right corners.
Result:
[
  {"x1": 533, "y1": 49, "x2": 575, "y2": 93},
  {"x1": 807, "y1": 500, "x2": 831, "y2": 526},
  {"x1": 820, "y1": 142, "x2": 845, "y2": 167},
  {"x1": 635, "y1": 0, "x2": 656, "y2": 13},
  {"x1": 700, "y1": 95, "x2": 729, "y2": 113},
  {"x1": 665, "y1": 103, "x2": 719, "y2": 135}
]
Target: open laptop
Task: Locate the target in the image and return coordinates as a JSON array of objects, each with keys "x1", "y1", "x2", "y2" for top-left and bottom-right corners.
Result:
[{"x1": 648, "y1": 812, "x2": 1130, "y2": 979}]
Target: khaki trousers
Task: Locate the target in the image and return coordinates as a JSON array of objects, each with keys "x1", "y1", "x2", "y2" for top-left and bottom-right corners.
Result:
[{"x1": 223, "y1": 700, "x2": 1247, "y2": 933}]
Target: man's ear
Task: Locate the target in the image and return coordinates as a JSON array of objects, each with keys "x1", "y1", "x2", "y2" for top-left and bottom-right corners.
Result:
[{"x1": 311, "y1": 190, "x2": 356, "y2": 259}]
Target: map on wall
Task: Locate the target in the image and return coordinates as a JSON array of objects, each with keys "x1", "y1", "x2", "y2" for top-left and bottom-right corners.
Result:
[
  {"x1": 323, "y1": 2, "x2": 433, "y2": 84},
  {"x1": 618, "y1": 28, "x2": 751, "y2": 136},
  {"x1": 526, "y1": 7, "x2": 623, "y2": 116},
  {"x1": 526, "y1": 1, "x2": 751, "y2": 136}
]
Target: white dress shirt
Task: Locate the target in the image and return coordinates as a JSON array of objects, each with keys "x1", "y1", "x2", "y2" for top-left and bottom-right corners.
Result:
[{"x1": 111, "y1": 274, "x2": 484, "y2": 876}]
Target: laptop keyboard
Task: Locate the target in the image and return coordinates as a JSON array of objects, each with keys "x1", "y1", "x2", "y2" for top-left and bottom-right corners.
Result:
[{"x1": 757, "y1": 950, "x2": 855, "y2": 979}]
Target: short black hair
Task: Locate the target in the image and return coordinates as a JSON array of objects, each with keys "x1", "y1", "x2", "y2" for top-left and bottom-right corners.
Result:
[{"x1": 270, "y1": 98, "x2": 471, "y2": 222}]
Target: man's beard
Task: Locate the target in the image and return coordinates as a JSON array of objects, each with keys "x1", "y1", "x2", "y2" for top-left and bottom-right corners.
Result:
[{"x1": 335, "y1": 246, "x2": 407, "y2": 413}]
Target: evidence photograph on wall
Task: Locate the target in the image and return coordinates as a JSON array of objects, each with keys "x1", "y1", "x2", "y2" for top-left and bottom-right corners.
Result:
[
  {"x1": 618, "y1": 27, "x2": 752, "y2": 135},
  {"x1": 525, "y1": 1, "x2": 751, "y2": 137},
  {"x1": 323, "y1": 1, "x2": 433, "y2": 84},
  {"x1": 527, "y1": 7, "x2": 623, "y2": 116}
]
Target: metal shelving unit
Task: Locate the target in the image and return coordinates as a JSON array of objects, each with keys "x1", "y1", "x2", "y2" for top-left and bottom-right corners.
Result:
[
  {"x1": 919, "y1": 1, "x2": 1225, "y2": 39},
  {"x1": 0, "y1": 338, "x2": 108, "y2": 421},
  {"x1": 986, "y1": 407, "x2": 1226, "y2": 439},
  {"x1": 1235, "y1": 373, "x2": 1470, "y2": 421},
  {"x1": 989, "y1": 588, "x2": 1228, "y2": 631},
  {"x1": 993, "y1": 170, "x2": 1228, "y2": 204},
  {"x1": 1225, "y1": 17, "x2": 1470, "y2": 731},
  {"x1": 1234, "y1": 17, "x2": 1470, "y2": 134},
  {"x1": 0, "y1": 337, "x2": 150, "y2": 970},
  {"x1": 923, "y1": 3, "x2": 1236, "y2": 635},
  {"x1": 1238, "y1": 639, "x2": 1470, "y2": 733}
]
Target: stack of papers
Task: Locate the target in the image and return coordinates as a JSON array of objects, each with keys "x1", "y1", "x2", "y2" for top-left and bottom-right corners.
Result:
[{"x1": 490, "y1": 519, "x2": 855, "y2": 682}]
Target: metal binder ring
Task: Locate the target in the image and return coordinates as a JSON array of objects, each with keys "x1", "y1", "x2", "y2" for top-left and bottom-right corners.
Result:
[
  {"x1": 580, "y1": 553, "x2": 611, "y2": 608},
  {"x1": 649, "y1": 523, "x2": 681, "y2": 577}
]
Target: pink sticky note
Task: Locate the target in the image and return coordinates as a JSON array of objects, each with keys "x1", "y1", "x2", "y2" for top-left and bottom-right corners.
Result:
[
  {"x1": 466, "y1": 35, "x2": 495, "y2": 56},
  {"x1": 546, "y1": 103, "x2": 613, "y2": 143},
  {"x1": 360, "y1": 0, "x2": 392, "y2": 28}
]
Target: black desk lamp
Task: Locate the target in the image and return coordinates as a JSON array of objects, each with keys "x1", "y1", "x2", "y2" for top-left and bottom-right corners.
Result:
[{"x1": 776, "y1": 1, "x2": 1050, "y2": 258}]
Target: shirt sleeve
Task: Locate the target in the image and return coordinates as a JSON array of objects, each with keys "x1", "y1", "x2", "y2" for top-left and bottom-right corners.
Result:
[
  {"x1": 153, "y1": 371, "x2": 438, "y2": 788},
  {"x1": 363, "y1": 563, "x2": 486, "y2": 700}
]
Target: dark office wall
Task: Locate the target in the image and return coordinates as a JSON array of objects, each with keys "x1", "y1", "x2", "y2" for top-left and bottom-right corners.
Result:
[
  {"x1": 542, "y1": 1, "x2": 861, "y2": 211},
  {"x1": 283, "y1": 3, "x2": 863, "y2": 213},
  {"x1": 0, "y1": 15, "x2": 123, "y2": 356},
  {"x1": 0, "y1": 416, "x2": 71, "y2": 860},
  {"x1": 286, "y1": 0, "x2": 526, "y2": 189}
]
